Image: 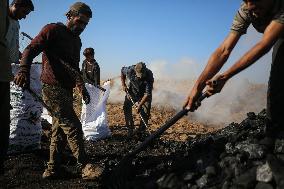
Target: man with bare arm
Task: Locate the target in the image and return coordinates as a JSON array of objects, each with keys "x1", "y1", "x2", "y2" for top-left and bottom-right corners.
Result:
[{"x1": 184, "y1": 0, "x2": 284, "y2": 138}]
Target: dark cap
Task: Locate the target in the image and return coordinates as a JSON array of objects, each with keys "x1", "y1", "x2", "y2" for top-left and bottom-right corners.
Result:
[
  {"x1": 83, "y1": 47, "x2": 94, "y2": 56},
  {"x1": 68, "y1": 2, "x2": 92, "y2": 18},
  {"x1": 135, "y1": 62, "x2": 146, "y2": 78},
  {"x1": 11, "y1": 0, "x2": 34, "y2": 11}
]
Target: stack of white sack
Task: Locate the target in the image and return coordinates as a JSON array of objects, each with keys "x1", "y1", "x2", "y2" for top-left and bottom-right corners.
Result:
[{"x1": 9, "y1": 63, "x2": 42, "y2": 154}]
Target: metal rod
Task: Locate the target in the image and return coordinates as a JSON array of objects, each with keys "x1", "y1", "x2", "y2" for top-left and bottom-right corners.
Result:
[
  {"x1": 125, "y1": 89, "x2": 148, "y2": 128},
  {"x1": 21, "y1": 32, "x2": 33, "y2": 40},
  {"x1": 125, "y1": 92, "x2": 208, "y2": 159},
  {"x1": 58, "y1": 59, "x2": 106, "y2": 92},
  {"x1": 25, "y1": 87, "x2": 60, "y2": 119}
]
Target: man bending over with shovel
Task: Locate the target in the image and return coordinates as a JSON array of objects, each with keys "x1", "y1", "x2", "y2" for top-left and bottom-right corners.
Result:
[
  {"x1": 14, "y1": 2, "x2": 103, "y2": 180},
  {"x1": 121, "y1": 62, "x2": 154, "y2": 137},
  {"x1": 184, "y1": 0, "x2": 284, "y2": 142}
]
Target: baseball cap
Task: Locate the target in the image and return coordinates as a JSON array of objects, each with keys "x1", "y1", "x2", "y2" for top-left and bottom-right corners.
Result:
[{"x1": 135, "y1": 62, "x2": 146, "y2": 78}]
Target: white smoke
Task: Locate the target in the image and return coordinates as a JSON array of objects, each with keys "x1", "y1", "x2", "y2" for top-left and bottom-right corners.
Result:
[
  {"x1": 108, "y1": 58, "x2": 267, "y2": 126},
  {"x1": 107, "y1": 26, "x2": 273, "y2": 126},
  {"x1": 148, "y1": 60, "x2": 266, "y2": 126},
  {"x1": 108, "y1": 77, "x2": 125, "y2": 104}
]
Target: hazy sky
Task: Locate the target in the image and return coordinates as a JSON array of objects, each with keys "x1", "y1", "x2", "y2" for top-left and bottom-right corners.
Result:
[{"x1": 17, "y1": 0, "x2": 272, "y2": 83}]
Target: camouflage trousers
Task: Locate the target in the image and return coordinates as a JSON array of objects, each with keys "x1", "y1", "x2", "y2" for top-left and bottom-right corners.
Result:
[
  {"x1": 0, "y1": 82, "x2": 10, "y2": 167},
  {"x1": 123, "y1": 95, "x2": 151, "y2": 130},
  {"x1": 42, "y1": 84, "x2": 86, "y2": 170},
  {"x1": 267, "y1": 38, "x2": 284, "y2": 129}
]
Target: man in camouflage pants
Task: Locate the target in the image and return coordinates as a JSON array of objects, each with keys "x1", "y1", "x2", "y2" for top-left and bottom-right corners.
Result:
[{"x1": 14, "y1": 2, "x2": 102, "y2": 179}]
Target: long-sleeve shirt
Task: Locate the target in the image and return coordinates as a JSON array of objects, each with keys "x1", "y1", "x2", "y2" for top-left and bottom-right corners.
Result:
[
  {"x1": 121, "y1": 65, "x2": 154, "y2": 101},
  {"x1": 81, "y1": 59, "x2": 100, "y2": 86},
  {"x1": 21, "y1": 22, "x2": 82, "y2": 89}
]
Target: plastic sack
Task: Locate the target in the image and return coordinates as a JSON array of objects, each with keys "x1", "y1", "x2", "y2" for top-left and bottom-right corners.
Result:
[
  {"x1": 9, "y1": 63, "x2": 42, "y2": 154},
  {"x1": 81, "y1": 81, "x2": 111, "y2": 141}
]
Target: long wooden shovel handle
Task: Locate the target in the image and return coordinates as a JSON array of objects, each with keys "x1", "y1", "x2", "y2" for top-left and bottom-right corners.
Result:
[{"x1": 126, "y1": 92, "x2": 209, "y2": 158}]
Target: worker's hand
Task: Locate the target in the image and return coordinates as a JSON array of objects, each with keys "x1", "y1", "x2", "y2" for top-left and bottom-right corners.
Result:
[
  {"x1": 122, "y1": 84, "x2": 128, "y2": 92},
  {"x1": 14, "y1": 66, "x2": 30, "y2": 89},
  {"x1": 81, "y1": 86, "x2": 90, "y2": 104},
  {"x1": 133, "y1": 102, "x2": 139, "y2": 107},
  {"x1": 205, "y1": 74, "x2": 228, "y2": 96},
  {"x1": 183, "y1": 86, "x2": 203, "y2": 112},
  {"x1": 136, "y1": 104, "x2": 142, "y2": 114}
]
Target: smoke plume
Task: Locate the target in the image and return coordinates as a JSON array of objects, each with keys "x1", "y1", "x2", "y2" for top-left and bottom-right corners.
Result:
[{"x1": 107, "y1": 26, "x2": 274, "y2": 127}]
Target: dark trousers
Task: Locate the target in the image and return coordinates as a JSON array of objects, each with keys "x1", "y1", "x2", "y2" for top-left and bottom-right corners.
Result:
[
  {"x1": 267, "y1": 38, "x2": 284, "y2": 128},
  {"x1": 123, "y1": 95, "x2": 151, "y2": 129},
  {"x1": 0, "y1": 82, "x2": 10, "y2": 167}
]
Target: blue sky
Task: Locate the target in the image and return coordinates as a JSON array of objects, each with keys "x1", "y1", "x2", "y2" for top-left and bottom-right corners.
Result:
[{"x1": 17, "y1": 0, "x2": 271, "y2": 83}]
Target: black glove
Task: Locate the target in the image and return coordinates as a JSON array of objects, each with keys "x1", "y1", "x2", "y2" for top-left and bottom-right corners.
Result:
[
  {"x1": 82, "y1": 86, "x2": 90, "y2": 104},
  {"x1": 14, "y1": 65, "x2": 30, "y2": 89}
]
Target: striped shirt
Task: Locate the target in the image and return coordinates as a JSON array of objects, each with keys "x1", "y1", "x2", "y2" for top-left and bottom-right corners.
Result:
[{"x1": 231, "y1": 0, "x2": 284, "y2": 35}]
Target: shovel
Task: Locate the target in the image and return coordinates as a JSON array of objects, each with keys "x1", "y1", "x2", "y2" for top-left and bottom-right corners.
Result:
[
  {"x1": 125, "y1": 88, "x2": 148, "y2": 129},
  {"x1": 102, "y1": 92, "x2": 209, "y2": 189}
]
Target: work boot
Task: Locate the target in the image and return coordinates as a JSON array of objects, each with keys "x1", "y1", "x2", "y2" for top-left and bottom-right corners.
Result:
[
  {"x1": 136, "y1": 125, "x2": 150, "y2": 139},
  {"x1": 137, "y1": 125, "x2": 146, "y2": 132},
  {"x1": 127, "y1": 128, "x2": 134, "y2": 138},
  {"x1": 126, "y1": 124, "x2": 135, "y2": 138},
  {"x1": 42, "y1": 168, "x2": 58, "y2": 179},
  {"x1": 42, "y1": 165, "x2": 70, "y2": 179},
  {"x1": 81, "y1": 163, "x2": 104, "y2": 180}
]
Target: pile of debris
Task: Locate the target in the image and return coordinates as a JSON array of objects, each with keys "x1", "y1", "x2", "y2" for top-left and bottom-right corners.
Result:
[
  {"x1": 1, "y1": 109, "x2": 284, "y2": 189},
  {"x1": 102, "y1": 110, "x2": 284, "y2": 189}
]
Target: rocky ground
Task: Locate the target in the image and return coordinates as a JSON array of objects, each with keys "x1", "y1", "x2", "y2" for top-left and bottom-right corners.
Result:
[{"x1": 1, "y1": 103, "x2": 284, "y2": 189}]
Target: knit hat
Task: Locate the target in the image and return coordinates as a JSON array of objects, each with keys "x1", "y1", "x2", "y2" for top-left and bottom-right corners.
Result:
[{"x1": 67, "y1": 2, "x2": 92, "y2": 18}]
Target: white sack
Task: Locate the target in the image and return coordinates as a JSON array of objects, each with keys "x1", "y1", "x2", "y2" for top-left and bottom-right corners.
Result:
[
  {"x1": 9, "y1": 63, "x2": 42, "y2": 154},
  {"x1": 81, "y1": 81, "x2": 111, "y2": 141}
]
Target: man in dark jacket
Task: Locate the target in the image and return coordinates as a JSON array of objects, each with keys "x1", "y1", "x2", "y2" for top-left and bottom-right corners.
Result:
[
  {"x1": 81, "y1": 47, "x2": 100, "y2": 86},
  {"x1": 0, "y1": 0, "x2": 33, "y2": 175},
  {"x1": 121, "y1": 62, "x2": 154, "y2": 136},
  {"x1": 7, "y1": 0, "x2": 34, "y2": 64},
  {"x1": 0, "y1": 0, "x2": 10, "y2": 175},
  {"x1": 14, "y1": 2, "x2": 102, "y2": 180}
]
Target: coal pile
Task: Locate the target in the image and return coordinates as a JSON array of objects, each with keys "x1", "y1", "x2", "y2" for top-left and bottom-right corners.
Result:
[
  {"x1": 1, "y1": 109, "x2": 284, "y2": 189},
  {"x1": 101, "y1": 110, "x2": 284, "y2": 189}
]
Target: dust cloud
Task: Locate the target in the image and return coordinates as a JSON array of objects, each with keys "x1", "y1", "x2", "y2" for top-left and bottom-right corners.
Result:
[
  {"x1": 107, "y1": 58, "x2": 267, "y2": 127},
  {"x1": 107, "y1": 26, "x2": 274, "y2": 126}
]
